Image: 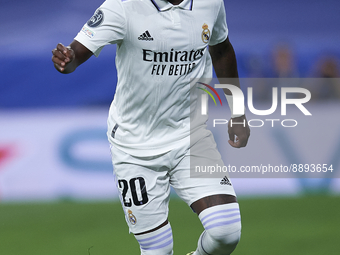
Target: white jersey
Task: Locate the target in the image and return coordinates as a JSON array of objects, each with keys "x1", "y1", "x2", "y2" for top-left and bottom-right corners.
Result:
[{"x1": 74, "y1": 0, "x2": 228, "y2": 156}]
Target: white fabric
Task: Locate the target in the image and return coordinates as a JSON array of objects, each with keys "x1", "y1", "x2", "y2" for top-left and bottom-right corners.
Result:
[
  {"x1": 195, "y1": 203, "x2": 241, "y2": 255},
  {"x1": 74, "y1": 0, "x2": 229, "y2": 156},
  {"x1": 110, "y1": 130, "x2": 236, "y2": 233},
  {"x1": 135, "y1": 223, "x2": 174, "y2": 255}
]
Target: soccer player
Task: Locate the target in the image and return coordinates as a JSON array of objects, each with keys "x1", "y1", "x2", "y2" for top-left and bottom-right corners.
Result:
[{"x1": 52, "y1": 0, "x2": 250, "y2": 254}]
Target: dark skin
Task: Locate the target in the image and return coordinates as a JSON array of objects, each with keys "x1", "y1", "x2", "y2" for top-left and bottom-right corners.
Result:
[
  {"x1": 168, "y1": 0, "x2": 183, "y2": 5},
  {"x1": 209, "y1": 38, "x2": 250, "y2": 148},
  {"x1": 51, "y1": 1, "x2": 249, "y2": 235},
  {"x1": 51, "y1": 41, "x2": 92, "y2": 73}
]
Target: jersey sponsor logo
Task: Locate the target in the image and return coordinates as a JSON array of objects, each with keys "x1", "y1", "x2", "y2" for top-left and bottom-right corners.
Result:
[
  {"x1": 142, "y1": 48, "x2": 206, "y2": 76},
  {"x1": 143, "y1": 48, "x2": 205, "y2": 63},
  {"x1": 138, "y1": 30, "x2": 154, "y2": 41},
  {"x1": 220, "y1": 176, "x2": 232, "y2": 186},
  {"x1": 201, "y1": 23, "x2": 210, "y2": 43},
  {"x1": 87, "y1": 9, "x2": 104, "y2": 28}
]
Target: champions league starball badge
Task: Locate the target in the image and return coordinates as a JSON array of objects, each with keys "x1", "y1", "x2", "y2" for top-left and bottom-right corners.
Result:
[
  {"x1": 201, "y1": 23, "x2": 211, "y2": 43},
  {"x1": 87, "y1": 9, "x2": 104, "y2": 28}
]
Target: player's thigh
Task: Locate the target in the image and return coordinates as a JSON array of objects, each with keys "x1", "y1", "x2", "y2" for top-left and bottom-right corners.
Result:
[
  {"x1": 111, "y1": 145, "x2": 171, "y2": 234},
  {"x1": 169, "y1": 132, "x2": 236, "y2": 209}
]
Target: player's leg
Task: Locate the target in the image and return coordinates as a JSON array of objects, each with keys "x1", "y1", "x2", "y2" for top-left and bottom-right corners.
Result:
[
  {"x1": 174, "y1": 191, "x2": 241, "y2": 255},
  {"x1": 169, "y1": 133, "x2": 241, "y2": 255},
  {"x1": 191, "y1": 195, "x2": 241, "y2": 255},
  {"x1": 110, "y1": 145, "x2": 174, "y2": 255},
  {"x1": 134, "y1": 220, "x2": 174, "y2": 255}
]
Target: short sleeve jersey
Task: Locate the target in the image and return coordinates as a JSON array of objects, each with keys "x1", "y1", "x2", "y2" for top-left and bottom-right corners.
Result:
[{"x1": 74, "y1": 0, "x2": 229, "y2": 156}]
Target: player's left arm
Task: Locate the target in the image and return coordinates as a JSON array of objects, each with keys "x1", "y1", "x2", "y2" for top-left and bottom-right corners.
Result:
[{"x1": 209, "y1": 37, "x2": 250, "y2": 148}]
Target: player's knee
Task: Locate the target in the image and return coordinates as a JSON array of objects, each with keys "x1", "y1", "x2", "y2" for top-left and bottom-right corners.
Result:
[
  {"x1": 205, "y1": 223, "x2": 241, "y2": 251},
  {"x1": 135, "y1": 223, "x2": 173, "y2": 255},
  {"x1": 199, "y1": 203, "x2": 241, "y2": 254}
]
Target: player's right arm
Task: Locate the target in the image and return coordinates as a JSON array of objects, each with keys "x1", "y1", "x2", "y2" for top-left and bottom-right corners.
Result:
[{"x1": 51, "y1": 40, "x2": 93, "y2": 74}]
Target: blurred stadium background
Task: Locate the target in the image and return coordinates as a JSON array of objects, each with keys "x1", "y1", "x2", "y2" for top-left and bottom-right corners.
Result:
[{"x1": 1, "y1": 0, "x2": 340, "y2": 254}]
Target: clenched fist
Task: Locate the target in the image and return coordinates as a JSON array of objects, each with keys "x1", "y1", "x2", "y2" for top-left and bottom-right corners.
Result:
[{"x1": 51, "y1": 43, "x2": 75, "y2": 73}]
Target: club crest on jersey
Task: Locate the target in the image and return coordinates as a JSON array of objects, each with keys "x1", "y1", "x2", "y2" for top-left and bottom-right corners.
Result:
[
  {"x1": 127, "y1": 210, "x2": 137, "y2": 225},
  {"x1": 201, "y1": 23, "x2": 210, "y2": 43},
  {"x1": 87, "y1": 9, "x2": 104, "y2": 28}
]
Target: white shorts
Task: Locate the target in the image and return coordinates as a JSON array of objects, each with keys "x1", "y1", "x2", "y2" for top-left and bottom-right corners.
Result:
[{"x1": 110, "y1": 131, "x2": 236, "y2": 234}]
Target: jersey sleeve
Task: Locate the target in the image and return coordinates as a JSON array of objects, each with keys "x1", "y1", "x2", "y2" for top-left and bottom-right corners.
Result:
[
  {"x1": 209, "y1": 0, "x2": 228, "y2": 46},
  {"x1": 74, "y1": 0, "x2": 126, "y2": 57}
]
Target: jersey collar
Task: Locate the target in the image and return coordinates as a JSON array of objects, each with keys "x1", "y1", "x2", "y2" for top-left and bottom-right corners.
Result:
[{"x1": 150, "y1": 0, "x2": 193, "y2": 11}]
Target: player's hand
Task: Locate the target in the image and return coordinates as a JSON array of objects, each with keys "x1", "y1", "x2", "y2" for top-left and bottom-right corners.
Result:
[
  {"x1": 228, "y1": 115, "x2": 250, "y2": 148},
  {"x1": 51, "y1": 43, "x2": 75, "y2": 72}
]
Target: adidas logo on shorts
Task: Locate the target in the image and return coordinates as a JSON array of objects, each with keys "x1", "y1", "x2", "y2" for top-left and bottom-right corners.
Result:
[
  {"x1": 220, "y1": 176, "x2": 232, "y2": 186},
  {"x1": 138, "y1": 30, "x2": 154, "y2": 41}
]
